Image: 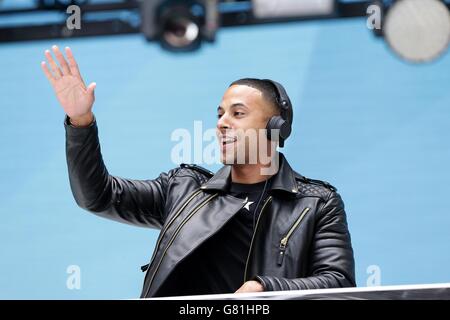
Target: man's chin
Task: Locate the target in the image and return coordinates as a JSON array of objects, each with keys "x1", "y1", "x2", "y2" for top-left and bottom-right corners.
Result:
[
  {"x1": 220, "y1": 155, "x2": 236, "y2": 165},
  {"x1": 220, "y1": 154, "x2": 252, "y2": 166}
]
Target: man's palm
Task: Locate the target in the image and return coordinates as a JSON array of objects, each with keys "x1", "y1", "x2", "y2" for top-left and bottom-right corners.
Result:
[
  {"x1": 41, "y1": 46, "x2": 96, "y2": 119},
  {"x1": 54, "y1": 75, "x2": 93, "y2": 118}
]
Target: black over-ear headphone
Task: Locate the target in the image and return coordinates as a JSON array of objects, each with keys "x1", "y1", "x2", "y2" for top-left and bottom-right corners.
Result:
[{"x1": 262, "y1": 79, "x2": 293, "y2": 148}]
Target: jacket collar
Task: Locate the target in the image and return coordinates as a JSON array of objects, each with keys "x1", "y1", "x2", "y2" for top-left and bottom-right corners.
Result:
[{"x1": 200, "y1": 153, "x2": 301, "y2": 195}]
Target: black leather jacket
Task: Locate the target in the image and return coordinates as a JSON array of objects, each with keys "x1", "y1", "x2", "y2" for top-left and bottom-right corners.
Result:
[{"x1": 65, "y1": 117, "x2": 356, "y2": 298}]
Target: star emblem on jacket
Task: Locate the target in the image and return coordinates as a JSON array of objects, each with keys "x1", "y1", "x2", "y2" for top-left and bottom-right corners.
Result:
[{"x1": 243, "y1": 197, "x2": 254, "y2": 211}]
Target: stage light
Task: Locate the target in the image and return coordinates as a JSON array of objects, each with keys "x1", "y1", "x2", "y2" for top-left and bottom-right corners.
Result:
[
  {"x1": 383, "y1": 0, "x2": 450, "y2": 63},
  {"x1": 158, "y1": 2, "x2": 202, "y2": 51},
  {"x1": 140, "y1": 0, "x2": 218, "y2": 52}
]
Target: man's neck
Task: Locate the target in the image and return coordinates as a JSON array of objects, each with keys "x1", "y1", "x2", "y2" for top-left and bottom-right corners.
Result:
[{"x1": 231, "y1": 162, "x2": 277, "y2": 184}]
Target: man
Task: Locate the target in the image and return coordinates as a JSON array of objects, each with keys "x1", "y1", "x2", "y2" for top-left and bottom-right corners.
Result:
[{"x1": 41, "y1": 45, "x2": 355, "y2": 298}]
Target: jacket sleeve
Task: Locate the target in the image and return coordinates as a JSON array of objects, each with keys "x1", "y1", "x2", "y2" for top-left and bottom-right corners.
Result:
[
  {"x1": 254, "y1": 191, "x2": 356, "y2": 291},
  {"x1": 65, "y1": 116, "x2": 177, "y2": 229}
]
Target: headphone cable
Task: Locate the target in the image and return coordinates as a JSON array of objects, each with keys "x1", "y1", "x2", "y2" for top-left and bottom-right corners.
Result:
[{"x1": 252, "y1": 177, "x2": 270, "y2": 231}]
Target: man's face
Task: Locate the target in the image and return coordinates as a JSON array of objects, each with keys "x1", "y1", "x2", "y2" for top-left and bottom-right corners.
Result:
[{"x1": 216, "y1": 84, "x2": 276, "y2": 165}]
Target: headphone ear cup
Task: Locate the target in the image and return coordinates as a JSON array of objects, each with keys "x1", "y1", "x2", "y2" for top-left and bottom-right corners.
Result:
[
  {"x1": 266, "y1": 116, "x2": 292, "y2": 148},
  {"x1": 266, "y1": 116, "x2": 291, "y2": 141}
]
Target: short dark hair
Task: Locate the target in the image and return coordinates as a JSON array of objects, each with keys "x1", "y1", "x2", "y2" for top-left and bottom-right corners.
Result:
[{"x1": 229, "y1": 78, "x2": 279, "y2": 114}]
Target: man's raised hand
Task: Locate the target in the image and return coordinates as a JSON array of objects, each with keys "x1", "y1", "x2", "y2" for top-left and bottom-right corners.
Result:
[{"x1": 41, "y1": 45, "x2": 96, "y2": 127}]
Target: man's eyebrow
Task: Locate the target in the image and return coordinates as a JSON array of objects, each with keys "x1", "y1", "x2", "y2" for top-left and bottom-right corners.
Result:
[
  {"x1": 217, "y1": 103, "x2": 248, "y2": 111},
  {"x1": 231, "y1": 103, "x2": 247, "y2": 109}
]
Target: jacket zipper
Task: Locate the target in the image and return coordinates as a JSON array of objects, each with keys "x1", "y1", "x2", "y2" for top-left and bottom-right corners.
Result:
[
  {"x1": 243, "y1": 196, "x2": 273, "y2": 282},
  {"x1": 143, "y1": 192, "x2": 218, "y2": 297},
  {"x1": 277, "y1": 207, "x2": 310, "y2": 266},
  {"x1": 141, "y1": 189, "x2": 202, "y2": 272}
]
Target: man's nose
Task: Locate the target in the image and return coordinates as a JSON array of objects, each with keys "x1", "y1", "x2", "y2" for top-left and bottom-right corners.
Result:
[{"x1": 217, "y1": 113, "x2": 230, "y2": 130}]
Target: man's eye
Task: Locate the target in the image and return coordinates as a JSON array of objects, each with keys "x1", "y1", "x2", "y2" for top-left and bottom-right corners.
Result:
[
  {"x1": 217, "y1": 114, "x2": 223, "y2": 119},
  {"x1": 234, "y1": 112, "x2": 244, "y2": 117}
]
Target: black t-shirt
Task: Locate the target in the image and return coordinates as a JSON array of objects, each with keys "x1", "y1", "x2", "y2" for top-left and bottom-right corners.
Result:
[{"x1": 155, "y1": 178, "x2": 271, "y2": 297}]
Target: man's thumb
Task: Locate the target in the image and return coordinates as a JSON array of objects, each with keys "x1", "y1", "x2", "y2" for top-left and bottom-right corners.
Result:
[{"x1": 87, "y1": 82, "x2": 96, "y2": 95}]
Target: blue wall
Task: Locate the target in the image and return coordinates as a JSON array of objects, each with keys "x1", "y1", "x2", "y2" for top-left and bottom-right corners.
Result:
[{"x1": 0, "y1": 17, "x2": 449, "y2": 299}]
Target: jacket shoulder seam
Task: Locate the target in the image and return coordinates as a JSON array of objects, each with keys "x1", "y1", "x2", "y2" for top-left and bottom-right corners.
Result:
[
  {"x1": 180, "y1": 163, "x2": 214, "y2": 177},
  {"x1": 295, "y1": 176, "x2": 336, "y2": 200},
  {"x1": 170, "y1": 164, "x2": 213, "y2": 185}
]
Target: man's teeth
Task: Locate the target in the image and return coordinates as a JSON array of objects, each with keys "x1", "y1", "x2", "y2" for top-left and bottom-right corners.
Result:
[{"x1": 222, "y1": 137, "x2": 236, "y2": 144}]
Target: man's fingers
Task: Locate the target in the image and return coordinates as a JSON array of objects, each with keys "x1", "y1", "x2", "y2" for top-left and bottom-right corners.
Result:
[
  {"x1": 44, "y1": 49, "x2": 62, "y2": 79},
  {"x1": 52, "y1": 45, "x2": 71, "y2": 75},
  {"x1": 65, "y1": 47, "x2": 83, "y2": 81},
  {"x1": 40, "y1": 61, "x2": 55, "y2": 85}
]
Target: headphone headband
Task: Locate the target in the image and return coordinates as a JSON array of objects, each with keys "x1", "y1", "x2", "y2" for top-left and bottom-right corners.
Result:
[{"x1": 261, "y1": 79, "x2": 293, "y2": 127}]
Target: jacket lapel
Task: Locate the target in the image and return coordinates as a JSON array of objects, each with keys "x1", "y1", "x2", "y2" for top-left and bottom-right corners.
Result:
[{"x1": 147, "y1": 193, "x2": 245, "y2": 297}]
